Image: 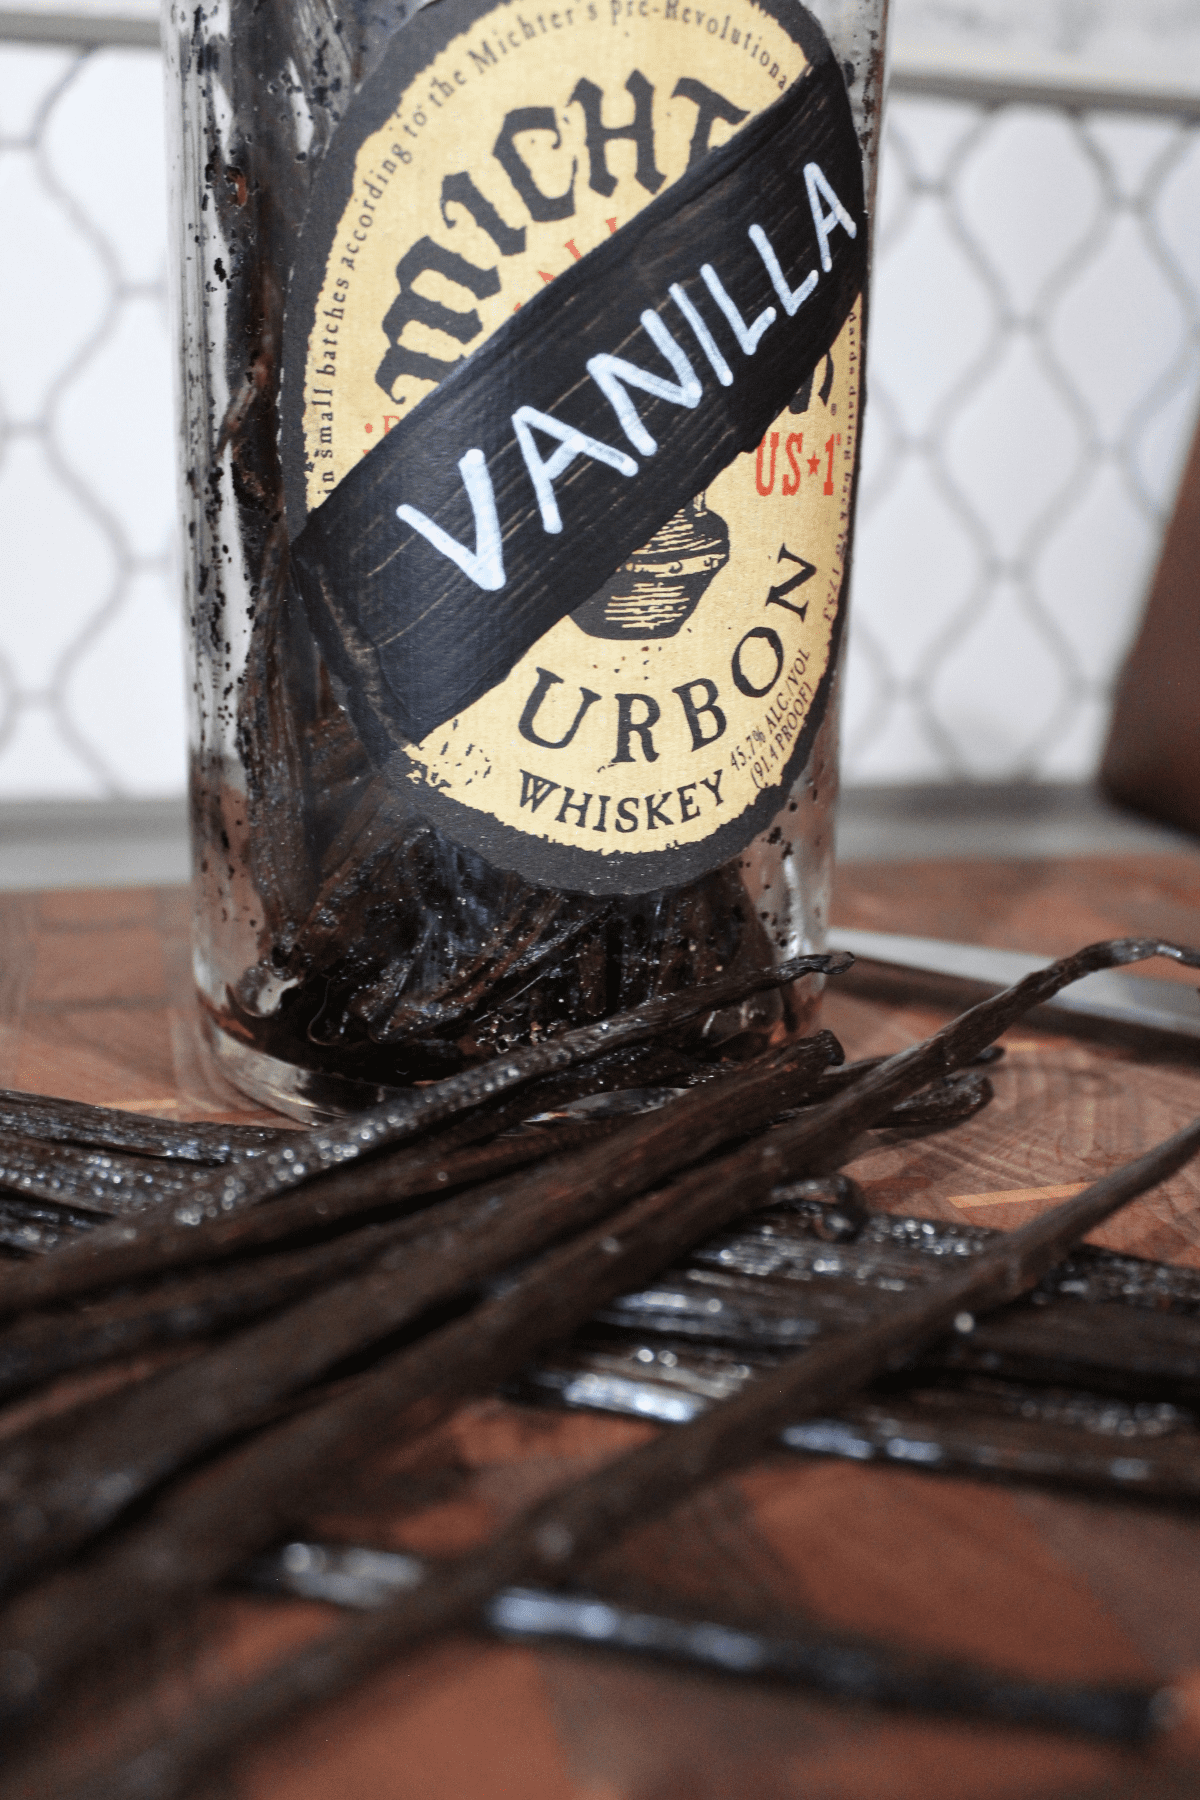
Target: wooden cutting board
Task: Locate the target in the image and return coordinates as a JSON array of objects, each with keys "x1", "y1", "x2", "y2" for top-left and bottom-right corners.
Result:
[{"x1": 4, "y1": 856, "x2": 1200, "y2": 1800}]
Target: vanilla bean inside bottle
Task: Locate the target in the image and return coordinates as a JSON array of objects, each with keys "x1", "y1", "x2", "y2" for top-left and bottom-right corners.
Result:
[{"x1": 166, "y1": 0, "x2": 888, "y2": 1119}]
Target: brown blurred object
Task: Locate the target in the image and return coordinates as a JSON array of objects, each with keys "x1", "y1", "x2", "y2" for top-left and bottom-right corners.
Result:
[{"x1": 1102, "y1": 412, "x2": 1200, "y2": 837}]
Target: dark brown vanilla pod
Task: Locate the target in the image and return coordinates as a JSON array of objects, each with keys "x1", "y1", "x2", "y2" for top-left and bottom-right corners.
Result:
[
  {"x1": 0, "y1": 1199, "x2": 109, "y2": 1259},
  {"x1": 0, "y1": 939, "x2": 1179, "y2": 1733},
  {"x1": 0, "y1": 1030, "x2": 708, "y2": 1288},
  {"x1": 246, "y1": 1540, "x2": 1168, "y2": 1744},
  {"x1": 0, "y1": 1092, "x2": 291, "y2": 1164},
  {"x1": 0, "y1": 1052, "x2": 753, "y2": 1395},
  {"x1": 866, "y1": 1069, "x2": 994, "y2": 1131},
  {"x1": 0, "y1": 1032, "x2": 712, "y2": 1304},
  {"x1": 169, "y1": 0, "x2": 889, "y2": 1120},
  {"x1": 524, "y1": 1336, "x2": 1200, "y2": 1506},
  {"x1": 0, "y1": 1087, "x2": 622, "y2": 1311},
  {"x1": 0, "y1": 1039, "x2": 851, "y2": 1389},
  {"x1": 812, "y1": 1043, "x2": 1005, "y2": 1098},
  {"x1": 0, "y1": 950, "x2": 846, "y2": 1322},
  {"x1": 592, "y1": 1198, "x2": 1200, "y2": 1372},
  {"x1": 0, "y1": 1119, "x2": 595, "y2": 1396},
  {"x1": 37, "y1": 1120, "x2": 1200, "y2": 1800},
  {"x1": 0, "y1": 1044, "x2": 978, "y2": 1397},
  {"x1": 0, "y1": 1034, "x2": 839, "y2": 1594},
  {"x1": 524, "y1": 1201, "x2": 1200, "y2": 1496},
  {"x1": 777, "y1": 1069, "x2": 994, "y2": 1135},
  {"x1": 0, "y1": 1225, "x2": 413, "y2": 1398},
  {"x1": 0, "y1": 1134, "x2": 220, "y2": 1221}
]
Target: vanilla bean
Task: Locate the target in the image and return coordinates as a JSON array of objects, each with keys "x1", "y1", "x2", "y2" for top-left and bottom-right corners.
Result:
[
  {"x1": 771, "y1": 1069, "x2": 995, "y2": 1136},
  {"x1": 582, "y1": 1201, "x2": 1200, "y2": 1394},
  {"x1": 0, "y1": 950, "x2": 845, "y2": 1308},
  {"x1": 0, "y1": 1045, "x2": 690, "y2": 1233},
  {"x1": 528, "y1": 1197, "x2": 1200, "y2": 1496},
  {"x1": 0, "y1": 1049, "x2": 708, "y2": 1316},
  {"x1": 809, "y1": 1042, "x2": 1004, "y2": 1101},
  {"x1": 246, "y1": 1540, "x2": 1166, "y2": 1743},
  {"x1": 57, "y1": 1117, "x2": 1200, "y2": 1800},
  {"x1": 781, "y1": 1386, "x2": 1200, "y2": 1502},
  {"x1": 525, "y1": 1336, "x2": 1200, "y2": 1504},
  {"x1": 868, "y1": 1069, "x2": 993, "y2": 1130},
  {"x1": 0, "y1": 1229, "x2": 408, "y2": 1397},
  {"x1": 0, "y1": 1036, "x2": 840, "y2": 1594},
  {"x1": 0, "y1": 1199, "x2": 110, "y2": 1259},
  {"x1": 0, "y1": 1091, "x2": 291, "y2": 1164},
  {"x1": 0, "y1": 1065, "x2": 884, "y2": 1394},
  {"x1": 0, "y1": 1116, "x2": 625, "y2": 1399},
  {"x1": 0, "y1": 939, "x2": 1189, "y2": 1741},
  {"x1": 0, "y1": 1064, "x2": 979, "y2": 1401},
  {"x1": 0, "y1": 1085, "x2": 592, "y2": 1306},
  {"x1": 0, "y1": 1134, "x2": 215, "y2": 1219}
]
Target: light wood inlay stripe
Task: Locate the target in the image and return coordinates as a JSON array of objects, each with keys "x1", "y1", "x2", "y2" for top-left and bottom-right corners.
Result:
[{"x1": 951, "y1": 1182, "x2": 1088, "y2": 1210}]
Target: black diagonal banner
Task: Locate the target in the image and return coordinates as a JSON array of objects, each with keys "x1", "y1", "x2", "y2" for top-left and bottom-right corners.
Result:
[{"x1": 290, "y1": 36, "x2": 865, "y2": 756}]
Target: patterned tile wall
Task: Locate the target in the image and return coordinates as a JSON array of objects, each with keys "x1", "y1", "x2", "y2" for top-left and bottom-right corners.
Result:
[
  {"x1": 0, "y1": 33, "x2": 1197, "y2": 797},
  {"x1": 846, "y1": 95, "x2": 1200, "y2": 780},
  {"x1": 0, "y1": 39, "x2": 179, "y2": 796}
]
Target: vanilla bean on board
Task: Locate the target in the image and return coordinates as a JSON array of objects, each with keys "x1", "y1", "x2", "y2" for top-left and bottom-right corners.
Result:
[
  {"x1": 584, "y1": 1201, "x2": 1200, "y2": 1390},
  {"x1": 0, "y1": 1065, "x2": 895, "y2": 1393},
  {"x1": 530, "y1": 1199, "x2": 1200, "y2": 1491},
  {"x1": 0, "y1": 1058, "x2": 654, "y2": 1231},
  {"x1": 0, "y1": 1071, "x2": 974, "y2": 1399},
  {"x1": 0, "y1": 1079, "x2": 618, "y2": 1306},
  {"x1": 0, "y1": 1198, "x2": 107, "y2": 1258},
  {"x1": 830, "y1": 1068, "x2": 993, "y2": 1133},
  {"x1": 0, "y1": 1224, "x2": 417, "y2": 1397},
  {"x1": 811, "y1": 1044, "x2": 1005, "y2": 1097},
  {"x1": 0, "y1": 950, "x2": 844, "y2": 1314},
  {"x1": 0, "y1": 1048, "x2": 784, "y2": 1261},
  {"x1": 0, "y1": 1114, "x2": 632, "y2": 1399},
  {"x1": 0, "y1": 1037, "x2": 841, "y2": 1593},
  {"x1": 0, "y1": 938, "x2": 1191, "y2": 1738},
  {"x1": 0, "y1": 1046, "x2": 976, "y2": 1302},
  {"x1": 0, "y1": 1038, "x2": 770, "y2": 1303},
  {"x1": 0, "y1": 1134, "x2": 218, "y2": 1220},
  {"x1": 0, "y1": 1041, "x2": 703, "y2": 1300},
  {"x1": 0, "y1": 1108, "x2": 618, "y2": 1389},
  {"x1": 247, "y1": 1541, "x2": 1166, "y2": 1744},
  {"x1": 529, "y1": 1334, "x2": 1200, "y2": 1504},
  {"x1": 47, "y1": 1117, "x2": 1200, "y2": 1800},
  {"x1": 0, "y1": 1091, "x2": 292, "y2": 1165}
]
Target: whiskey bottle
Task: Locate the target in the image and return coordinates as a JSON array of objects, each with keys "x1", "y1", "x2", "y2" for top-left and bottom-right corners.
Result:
[{"x1": 165, "y1": 0, "x2": 888, "y2": 1118}]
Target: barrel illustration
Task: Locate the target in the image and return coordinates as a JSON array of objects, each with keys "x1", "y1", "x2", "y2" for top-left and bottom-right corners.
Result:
[{"x1": 571, "y1": 494, "x2": 730, "y2": 640}]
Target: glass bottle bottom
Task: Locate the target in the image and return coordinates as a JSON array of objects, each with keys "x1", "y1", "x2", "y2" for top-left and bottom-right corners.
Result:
[
  {"x1": 204, "y1": 976, "x2": 827, "y2": 1128},
  {"x1": 203, "y1": 1015, "x2": 410, "y2": 1125}
]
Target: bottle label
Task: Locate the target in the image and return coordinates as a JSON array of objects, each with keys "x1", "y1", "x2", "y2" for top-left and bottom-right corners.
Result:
[{"x1": 283, "y1": 0, "x2": 865, "y2": 894}]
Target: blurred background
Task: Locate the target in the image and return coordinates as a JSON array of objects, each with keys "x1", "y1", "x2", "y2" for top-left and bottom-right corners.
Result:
[{"x1": 1, "y1": 0, "x2": 1198, "y2": 883}]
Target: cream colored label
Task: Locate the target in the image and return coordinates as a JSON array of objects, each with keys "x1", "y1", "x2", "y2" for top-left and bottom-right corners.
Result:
[{"x1": 300, "y1": 0, "x2": 860, "y2": 877}]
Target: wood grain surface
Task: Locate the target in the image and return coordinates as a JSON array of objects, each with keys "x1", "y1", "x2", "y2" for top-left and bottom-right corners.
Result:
[{"x1": 4, "y1": 855, "x2": 1200, "y2": 1800}]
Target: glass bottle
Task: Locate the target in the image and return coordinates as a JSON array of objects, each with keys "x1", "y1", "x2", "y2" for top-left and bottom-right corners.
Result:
[{"x1": 164, "y1": 0, "x2": 890, "y2": 1119}]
